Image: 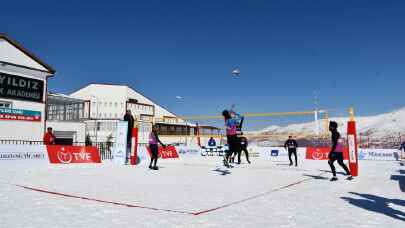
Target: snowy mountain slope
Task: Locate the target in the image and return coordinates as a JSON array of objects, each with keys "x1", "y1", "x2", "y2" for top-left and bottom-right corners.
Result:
[{"x1": 257, "y1": 107, "x2": 405, "y2": 139}]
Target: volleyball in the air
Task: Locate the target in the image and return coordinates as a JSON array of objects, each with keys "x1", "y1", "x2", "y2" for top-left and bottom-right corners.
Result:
[{"x1": 232, "y1": 67, "x2": 240, "y2": 77}]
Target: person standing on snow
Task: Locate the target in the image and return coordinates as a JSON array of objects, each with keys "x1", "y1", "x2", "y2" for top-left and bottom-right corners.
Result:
[
  {"x1": 328, "y1": 121, "x2": 353, "y2": 181},
  {"x1": 43, "y1": 127, "x2": 55, "y2": 145},
  {"x1": 400, "y1": 140, "x2": 405, "y2": 159},
  {"x1": 284, "y1": 135, "x2": 298, "y2": 166},
  {"x1": 123, "y1": 110, "x2": 135, "y2": 165},
  {"x1": 148, "y1": 125, "x2": 166, "y2": 170},
  {"x1": 238, "y1": 136, "x2": 251, "y2": 164}
]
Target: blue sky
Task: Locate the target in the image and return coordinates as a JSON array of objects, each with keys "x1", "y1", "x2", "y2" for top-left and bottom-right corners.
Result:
[{"x1": 2, "y1": 0, "x2": 405, "y2": 129}]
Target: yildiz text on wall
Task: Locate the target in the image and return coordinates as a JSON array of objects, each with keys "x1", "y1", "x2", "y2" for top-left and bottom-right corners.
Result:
[{"x1": 0, "y1": 72, "x2": 44, "y2": 102}]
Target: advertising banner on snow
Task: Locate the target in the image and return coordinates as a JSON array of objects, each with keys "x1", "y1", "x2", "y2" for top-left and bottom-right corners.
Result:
[
  {"x1": 112, "y1": 121, "x2": 128, "y2": 165},
  {"x1": 130, "y1": 127, "x2": 139, "y2": 165},
  {"x1": 306, "y1": 147, "x2": 349, "y2": 160},
  {"x1": 248, "y1": 146, "x2": 305, "y2": 159},
  {"x1": 358, "y1": 149, "x2": 400, "y2": 161},
  {"x1": 200, "y1": 146, "x2": 226, "y2": 157},
  {"x1": 0, "y1": 108, "x2": 41, "y2": 122},
  {"x1": 176, "y1": 145, "x2": 203, "y2": 157},
  {"x1": 147, "y1": 145, "x2": 179, "y2": 159},
  {"x1": 46, "y1": 145, "x2": 101, "y2": 164},
  {"x1": 137, "y1": 145, "x2": 150, "y2": 163},
  {"x1": 0, "y1": 144, "x2": 48, "y2": 165}
]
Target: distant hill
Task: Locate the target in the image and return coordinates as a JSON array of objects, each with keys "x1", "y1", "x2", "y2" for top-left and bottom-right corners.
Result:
[{"x1": 250, "y1": 108, "x2": 405, "y2": 148}]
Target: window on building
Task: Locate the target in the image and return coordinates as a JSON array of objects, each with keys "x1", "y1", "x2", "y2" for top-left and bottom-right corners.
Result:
[
  {"x1": 115, "y1": 102, "x2": 118, "y2": 107},
  {"x1": 0, "y1": 100, "x2": 12, "y2": 108},
  {"x1": 109, "y1": 102, "x2": 112, "y2": 107}
]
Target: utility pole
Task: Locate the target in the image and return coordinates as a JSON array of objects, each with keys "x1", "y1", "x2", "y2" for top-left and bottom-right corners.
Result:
[{"x1": 314, "y1": 90, "x2": 320, "y2": 136}]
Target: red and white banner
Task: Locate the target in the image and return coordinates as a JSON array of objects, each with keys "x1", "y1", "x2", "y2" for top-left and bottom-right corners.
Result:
[
  {"x1": 147, "y1": 145, "x2": 179, "y2": 159},
  {"x1": 47, "y1": 145, "x2": 101, "y2": 164},
  {"x1": 347, "y1": 121, "x2": 359, "y2": 176},
  {"x1": 130, "y1": 127, "x2": 138, "y2": 165},
  {"x1": 306, "y1": 147, "x2": 349, "y2": 160}
]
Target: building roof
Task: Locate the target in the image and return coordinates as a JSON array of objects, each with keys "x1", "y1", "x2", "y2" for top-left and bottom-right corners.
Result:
[
  {"x1": 70, "y1": 83, "x2": 180, "y2": 118},
  {"x1": 48, "y1": 92, "x2": 87, "y2": 105},
  {"x1": 0, "y1": 33, "x2": 56, "y2": 74}
]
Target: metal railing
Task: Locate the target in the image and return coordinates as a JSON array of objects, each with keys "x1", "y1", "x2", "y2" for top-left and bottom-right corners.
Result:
[{"x1": 0, "y1": 140, "x2": 148, "y2": 161}]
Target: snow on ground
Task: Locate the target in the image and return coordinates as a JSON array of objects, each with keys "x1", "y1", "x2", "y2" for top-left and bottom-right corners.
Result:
[{"x1": 0, "y1": 156, "x2": 404, "y2": 228}]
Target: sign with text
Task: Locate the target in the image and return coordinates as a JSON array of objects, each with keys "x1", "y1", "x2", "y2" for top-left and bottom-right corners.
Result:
[
  {"x1": 147, "y1": 145, "x2": 179, "y2": 159},
  {"x1": 112, "y1": 121, "x2": 128, "y2": 165},
  {"x1": 0, "y1": 108, "x2": 41, "y2": 121},
  {"x1": 0, "y1": 72, "x2": 44, "y2": 102},
  {"x1": 0, "y1": 144, "x2": 48, "y2": 166},
  {"x1": 306, "y1": 147, "x2": 349, "y2": 160},
  {"x1": 358, "y1": 149, "x2": 400, "y2": 161},
  {"x1": 47, "y1": 145, "x2": 101, "y2": 164}
]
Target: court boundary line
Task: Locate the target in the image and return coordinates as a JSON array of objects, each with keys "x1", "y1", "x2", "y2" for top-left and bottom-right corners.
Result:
[{"x1": 11, "y1": 172, "x2": 324, "y2": 216}]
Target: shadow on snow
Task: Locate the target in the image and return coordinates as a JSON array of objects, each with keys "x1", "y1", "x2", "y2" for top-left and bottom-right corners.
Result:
[{"x1": 341, "y1": 192, "x2": 405, "y2": 222}]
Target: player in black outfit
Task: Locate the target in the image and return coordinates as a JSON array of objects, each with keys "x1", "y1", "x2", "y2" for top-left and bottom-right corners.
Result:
[
  {"x1": 284, "y1": 136, "x2": 298, "y2": 166},
  {"x1": 123, "y1": 110, "x2": 135, "y2": 165},
  {"x1": 328, "y1": 121, "x2": 353, "y2": 181},
  {"x1": 237, "y1": 137, "x2": 251, "y2": 164}
]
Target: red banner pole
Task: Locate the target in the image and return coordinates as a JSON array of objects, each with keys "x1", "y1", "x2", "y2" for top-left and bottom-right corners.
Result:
[
  {"x1": 347, "y1": 121, "x2": 359, "y2": 176},
  {"x1": 196, "y1": 122, "x2": 201, "y2": 147},
  {"x1": 130, "y1": 127, "x2": 139, "y2": 165}
]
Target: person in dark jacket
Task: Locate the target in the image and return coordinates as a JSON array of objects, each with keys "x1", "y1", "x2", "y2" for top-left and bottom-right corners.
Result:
[
  {"x1": 238, "y1": 137, "x2": 251, "y2": 164},
  {"x1": 284, "y1": 136, "x2": 298, "y2": 166},
  {"x1": 123, "y1": 110, "x2": 135, "y2": 164},
  {"x1": 208, "y1": 137, "x2": 216, "y2": 147},
  {"x1": 148, "y1": 125, "x2": 166, "y2": 170},
  {"x1": 328, "y1": 121, "x2": 352, "y2": 181}
]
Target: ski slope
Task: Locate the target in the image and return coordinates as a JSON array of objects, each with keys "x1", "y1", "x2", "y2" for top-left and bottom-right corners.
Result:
[
  {"x1": 259, "y1": 107, "x2": 405, "y2": 139},
  {"x1": 0, "y1": 156, "x2": 404, "y2": 228}
]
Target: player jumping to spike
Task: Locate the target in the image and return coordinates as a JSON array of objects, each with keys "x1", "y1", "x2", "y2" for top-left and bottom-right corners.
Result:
[
  {"x1": 222, "y1": 108, "x2": 243, "y2": 168},
  {"x1": 328, "y1": 121, "x2": 353, "y2": 181}
]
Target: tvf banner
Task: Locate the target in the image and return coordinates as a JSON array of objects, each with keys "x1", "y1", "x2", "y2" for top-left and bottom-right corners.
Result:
[
  {"x1": 47, "y1": 145, "x2": 101, "y2": 164},
  {"x1": 306, "y1": 147, "x2": 349, "y2": 160},
  {"x1": 147, "y1": 145, "x2": 179, "y2": 159}
]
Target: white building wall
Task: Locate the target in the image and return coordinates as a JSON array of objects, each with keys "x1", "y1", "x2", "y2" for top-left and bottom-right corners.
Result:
[
  {"x1": 0, "y1": 67, "x2": 48, "y2": 142},
  {"x1": 70, "y1": 84, "x2": 185, "y2": 143},
  {"x1": 71, "y1": 84, "x2": 127, "y2": 119}
]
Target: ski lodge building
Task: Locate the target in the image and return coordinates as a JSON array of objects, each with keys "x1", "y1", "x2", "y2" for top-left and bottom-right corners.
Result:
[
  {"x1": 0, "y1": 34, "x2": 220, "y2": 146},
  {"x1": 69, "y1": 84, "x2": 222, "y2": 145}
]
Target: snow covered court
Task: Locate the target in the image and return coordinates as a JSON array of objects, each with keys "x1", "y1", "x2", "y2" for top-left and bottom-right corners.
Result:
[{"x1": 1, "y1": 156, "x2": 404, "y2": 228}]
